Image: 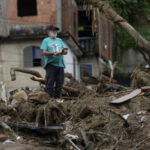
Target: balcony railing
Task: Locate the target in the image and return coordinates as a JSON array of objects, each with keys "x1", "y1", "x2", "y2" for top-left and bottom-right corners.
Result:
[{"x1": 78, "y1": 37, "x2": 99, "y2": 55}]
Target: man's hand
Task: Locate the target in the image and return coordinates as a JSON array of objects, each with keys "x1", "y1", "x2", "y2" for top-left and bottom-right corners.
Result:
[
  {"x1": 54, "y1": 51, "x2": 62, "y2": 56},
  {"x1": 62, "y1": 48, "x2": 68, "y2": 55}
]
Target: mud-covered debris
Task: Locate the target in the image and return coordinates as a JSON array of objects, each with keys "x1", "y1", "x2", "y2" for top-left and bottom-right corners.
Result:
[
  {"x1": 78, "y1": 105, "x2": 93, "y2": 119},
  {"x1": 131, "y1": 65, "x2": 150, "y2": 88},
  {"x1": 28, "y1": 91, "x2": 50, "y2": 104},
  {"x1": 110, "y1": 89, "x2": 141, "y2": 104},
  {"x1": 10, "y1": 89, "x2": 28, "y2": 100},
  {"x1": 141, "y1": 86, "x2": 150, "y2": 92},
  {"x1": 81, "y1": 76, "x2": 99, "y2": 84},
  {"x1": 0, "y1": 134, "x2": 8, "y2": 142},
  {"x1": 2, "y1": 67, "x2": 150, "y2": 149}
]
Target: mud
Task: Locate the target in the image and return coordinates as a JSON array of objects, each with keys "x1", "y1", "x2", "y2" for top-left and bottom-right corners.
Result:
[
  {"x1": 131, "y1": 64, "x2": 150, "y2": 88},
  {"x1": 1, "y1": 70, "x2": 150, "y2": 150},
  {"x1": 0, "y1": 84, "x2": 150, "y2": 150}
]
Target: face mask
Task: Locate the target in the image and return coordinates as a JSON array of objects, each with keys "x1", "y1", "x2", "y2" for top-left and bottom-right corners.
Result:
[{"x1": 49, "y1": 32, "x2": 57, "y2": 38}]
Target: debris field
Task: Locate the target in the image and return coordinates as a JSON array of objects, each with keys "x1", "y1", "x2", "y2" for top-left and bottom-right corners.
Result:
[{"x1": 0, "y1": 66, "x2": 150, "y2": 150}]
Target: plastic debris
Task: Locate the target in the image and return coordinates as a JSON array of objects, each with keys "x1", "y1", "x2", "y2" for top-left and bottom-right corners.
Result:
[
  {"x1": 65, "y1": 134, "x2": 79, "y2": 140},
  {"x1": 123, "y1": 114, "x2": 130, "y2": 120},
  {"x1": 2, "y1": 139, "x2": 15, "y2": 145},
  {"x1": 137, "y1": 110, "x2": 147, "y2": 115}
]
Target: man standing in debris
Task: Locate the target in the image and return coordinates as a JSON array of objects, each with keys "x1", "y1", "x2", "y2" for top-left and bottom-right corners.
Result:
[{"x1": 40, "y1": 24, "x2": 68, "y2": 99}]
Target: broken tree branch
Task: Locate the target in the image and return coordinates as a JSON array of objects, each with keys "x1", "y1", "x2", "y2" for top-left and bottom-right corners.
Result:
[
  {"x1": 30, "y1": 74, "x2": 73, "y2": 84},
  {"x1": 131, "y1": 137, "x2": 150, "y2": 150},
  {"x1": 30, "y1": 76, "x2": 45, "y2": 84},
  {"x1": 30, "y1": 76, "x2": 80, "y2": 95},
  {"x1": 66, "y1": 138, "x2": 81, "y2": 150},
  {"x1": 80, "y1": 128, "x2": 88, "y2": 146},
  {"x1": 109, "y1": 61, "x2": 117, "y2": 83},
  {"x1": 80, "y1": 128, "x2": 95, "y2": 150},
  {"x1": 97, "y1": 131, "x2": 118, "y2": 142},
  {"x1": 10, "y1": 67, "x2": 42, "y2": 81}
]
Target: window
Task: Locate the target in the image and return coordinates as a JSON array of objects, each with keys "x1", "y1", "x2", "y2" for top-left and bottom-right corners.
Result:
[
  {"x1": 32, "y1": 46, "x2": 42, "y2": 67},
  {"x1": 78, "y1": 11, "x2": 93, "y2": 37},
  {"x1": 23, "y1": 46, "x2": 44, "y2": 67},
  {"x1": 17, "y1": 0, "x2": 37, "y2": 17},
  {"x1": 80, "y1": 64, "x2": 93, "y2": 77}
]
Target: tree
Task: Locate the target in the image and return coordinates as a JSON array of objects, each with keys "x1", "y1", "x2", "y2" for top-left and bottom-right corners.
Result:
[{"x1": 84, "y1": 0, "x2": 150, "y2": 63}]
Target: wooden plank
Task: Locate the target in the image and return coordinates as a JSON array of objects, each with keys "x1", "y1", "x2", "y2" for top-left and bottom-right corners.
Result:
[{"x1": 110, "y1": 89, "x2": 141, "y2": 104}]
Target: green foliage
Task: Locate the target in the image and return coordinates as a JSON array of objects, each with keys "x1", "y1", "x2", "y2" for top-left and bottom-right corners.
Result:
[
  {"x1": 108, "y1": 0, "x2": 150, "y2": 54},
  {"x1": 114, "y1": 26, "x2": 150, "y2": 53},
  {"x1": 108, "y1": 0, "x2": 150, "y2": 25}
]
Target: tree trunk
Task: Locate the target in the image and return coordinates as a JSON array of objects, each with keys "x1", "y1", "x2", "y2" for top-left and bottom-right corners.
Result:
[
  {"x1": 85, "y1": 0, "x2": 150, "y2": 56},
  {"x1": 10, "y1": 68, "x2": 42, "y2": 81}
]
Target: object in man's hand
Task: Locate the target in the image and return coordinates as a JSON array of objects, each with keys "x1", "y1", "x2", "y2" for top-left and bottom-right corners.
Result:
[{"x1": 62, "y1": 48, "x2": 68, "y2": 54}]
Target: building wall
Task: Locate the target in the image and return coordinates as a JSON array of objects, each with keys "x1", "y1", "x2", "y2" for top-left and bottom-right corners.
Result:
[
  {"x1": 7, "y1": 0, "x2": 56, "y2": 25},
  {"x1": 99, "y1": 12, "x2": 113, "y2": 61},
  {"x1": 120, "y1": 49, "x2": 146, "y2": 72},
  {"x1": 0, "y1": 39, "x2": 79, "y2": 88},
  {"x1": 7, "y1": 0, "x2": 78, "y2": 38},
  {"x1": 0, "y1": 0, "x2": 9, "y2": 37},
  {"x1": 64, "y1": 47, "x2": 80, "y2": 80},
  {"x1": 79, "y1": 56, "x2": 99, "y2": 78},
  {"x1": 62, "y1": 0, "x2": 78, "y2": 40}
]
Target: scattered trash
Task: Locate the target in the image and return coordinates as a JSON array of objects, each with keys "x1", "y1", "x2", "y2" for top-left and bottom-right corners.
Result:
[
  {"x1": 63, "y1": 121, "x2": 73, "y2": 132},
  {"x1": 0, "y1": 134, "x2": 8, "y2": 142},
  {"x1": 139, "y1": 116, "x2": 149, "y2": 123},
  {"x1": 137, "y1": 110, "x2": 147, "y2": 115},
  {"x1": 56, "y1": 99, "x2": 64, "y2": 103},
  {"x1": 16, "y1": 136, "x2": 21, "y2": 141},
  {"x1": 65, "y1": 134, "x2": 79, "y2": 140},
  {"x1": 110, "y1": 89, "x2": 141, "y2": 104},
  {"x1": 141, "y1": 86, "x2": 150, "y2": 93},
  {"x1": 123, "y1": 114, "x2": 130, "y2": 120},
  {"x1": 2, "y1": 139, "x2": 15, "y2": 145},
  {"x1": 145, "y1": 64, "x2": 150, "y2": 69},
  {"x1": 1, "y1": 121, "x2": 63, "y2": 134},
  {"x1": 0, "y1": 67, "x2": 150, "y2": 149},
  {"x1": 66, "y1": 138, "x2": 81, "y2": 150}
]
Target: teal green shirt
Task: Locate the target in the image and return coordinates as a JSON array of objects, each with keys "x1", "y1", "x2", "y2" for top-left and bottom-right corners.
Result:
[{"x1": 40, "y1": 37, "x2": 67, "y2": 68}]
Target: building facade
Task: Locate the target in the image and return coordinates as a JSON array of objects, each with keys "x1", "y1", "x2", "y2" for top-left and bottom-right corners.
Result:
[
  {"x1": 76, "y1": 0, "x2": 114, "y2": 78},
  {"x1": 0, "y1": 0, "x2": 82, "y2": 89},
  {"x1": 98, "y1": 12, "x2": 113, "y2": 73}
]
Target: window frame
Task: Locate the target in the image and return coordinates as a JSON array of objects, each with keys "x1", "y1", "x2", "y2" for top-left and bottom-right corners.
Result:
[
  {"x1": 17, "y1": 0, "x2": 38, "y2": 17},
  {"x1": 80, "y1": 63, "x2": 93, "y2": 77}
]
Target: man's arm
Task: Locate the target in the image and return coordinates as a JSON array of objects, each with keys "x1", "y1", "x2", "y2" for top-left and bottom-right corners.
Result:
[
  {"x1": 42, "y1": 50, "x2": 54, "y2": 56},
  {"x1": 42, "y1": 50, "x2": 62, "y2": 56}
]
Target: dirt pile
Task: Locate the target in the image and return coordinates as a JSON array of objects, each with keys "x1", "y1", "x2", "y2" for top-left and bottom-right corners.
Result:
[
  {"x1": 131, "y1": 65, "x2": 150, "y2": 88},
  {"x1": 0, "y1": 82, "x2": 150, "y2": 149}
]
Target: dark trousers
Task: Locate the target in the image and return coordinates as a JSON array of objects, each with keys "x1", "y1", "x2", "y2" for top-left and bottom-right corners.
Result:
[{"x1": 45, "y1": 64, "x2": 64, "y2": 98}]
